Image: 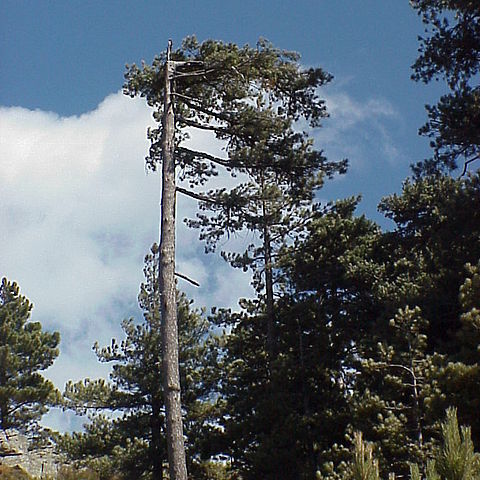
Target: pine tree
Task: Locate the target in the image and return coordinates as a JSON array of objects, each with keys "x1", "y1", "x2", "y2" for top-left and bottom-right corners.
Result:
[
  {"x1": 343, "y1": 172, "x2": 480, "y2": 476},
  {"x1": 124, "y1": 37, "x2": 346, "y2": 479},
  {"x1": 458, "y1": 260, "x2": 480, "y2": 364},
  {"x1": 410, "y1": 1, "x2": 480, "y2": 175},
  {"x1": 184, "y1": 108, "x2": 346, "y2": 358},
  {"x1": 302, "y1": 172, "x2": 480, "y2": 478},
  {"x1": 431, "y1": 261, "x2": 480, "y2": 453},
  {"x1": 409, "y1": 408, "x2": 480, "y2": 480},
  {"x1": 350, "y1": 432, "x2": 381, "y2": 480},
  {"x1": 124, "y1": 37, "x2": 346, "y2": 477},
  {"x1": 378, "y1": 173, "x2": 480, "y2": 355},
  {"x1": 376, "y1": 172, "x2": 480, "y2": 448},
  {"x1": 434, "y1": 408, "x2": 480, "y2": 480},
  {"x1": 325, "y1": 409, "x2": 480, "y2": 480},
  {"x1": 0, "y1": 277, "x2": 60, "y2": 434},
  {"x1": 61, "y1": 250, "x2": 224, "y2": 480},
  {"x1": 214, "y1": 199, "x2": 381, "y2": 480},
  {"x1": 352, "y1": 306, "x2": 444, "y2": 476}
]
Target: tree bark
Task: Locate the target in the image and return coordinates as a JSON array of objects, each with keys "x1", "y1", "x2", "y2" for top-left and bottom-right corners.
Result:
[
  {"x1": 160, "y1": 40, "x2": 188, "y2": 480},
  {"x1": 260, "y1": 175, "x2": 276, "y2": 358},
  {"x1": 150, "y1": 398, "x2": 165, "y2": 480}
]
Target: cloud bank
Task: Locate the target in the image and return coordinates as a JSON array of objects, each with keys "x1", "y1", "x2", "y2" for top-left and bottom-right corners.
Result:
[
  {"x1": 0, "y1": 87, "x2": 404, "y2": 431},
  {"x1": 0, "y1": 93, "x2": 252, "y2": 430}
]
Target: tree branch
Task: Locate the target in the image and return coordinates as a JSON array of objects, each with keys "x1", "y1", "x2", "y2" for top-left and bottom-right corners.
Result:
[
  {"x1": 175, "y1": 272, "x2": 200, "y2": 287},
  {"x1": 176, "y1": 146, "x2": 230, "y2": 167},
  {"x1": 176, "y1": 186, "x2": 222, "y2": 204},
  {"x1": 177, "y1": 97, "x2": 233, "y2": 123},
  {"x1": 177, "y1": 116, "x2": 228, "y2": 134},
  {"x1": 460, "y1": 154, "x2": 480, "y2": 177}
]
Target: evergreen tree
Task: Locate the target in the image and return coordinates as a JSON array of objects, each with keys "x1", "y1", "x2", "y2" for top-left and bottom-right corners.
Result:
[
  {"x1": 377, "y1": 173, "x2": 480, "y2": 354},
  {"x1": 293, "y1": 171, "x2": 479, "y2": 478},
  {"x1": 326, "y1": 409, "x2": 480, "y2": 480},
  {"x1": 0, "y1": 277, "x2": 60, "y2": 434},
  {"x1": 215, "y1": 199, "x2": 380, "y2": 480},
  {"x1": 410, "y1": 0, "x2": 480, "y2": 175},
  {"x1": 124, "y1": 37, "x2": 346, "y2": 479},
  {"x1": 124, "y1": 37, "x2": 346, "y2": 477},
  {"x1": 410, "y1": 408, "x2": 480, "y2": 480},
  {"x1": 431, "y1": 261, "x2": 480, "y2": 453},
  {"x1": 345, "y1": 172, "x2": 480, "y2": 475},
  {"x1": 351, "y1": 306, "x2": 444, "y2": 477},
  {"x1": 376, "y1": 173, "x2": 480, "y2": 444},
  {"x1": 458, "y1": 260, "x2": 480, "y2": 364},
  {"x1": 61, "y1": 250, "x2": 223, "y2": 480},
  {"x1": 124, "y1": 36, "x2": 345, "y2": 358},
  {"x1": 349, "y1": 432, "x2": 381, "y2": 480}
]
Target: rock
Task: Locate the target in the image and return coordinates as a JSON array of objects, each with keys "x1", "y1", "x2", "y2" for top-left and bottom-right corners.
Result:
[
  {"x1": 0, "y1": 430, "x2": 64, "y2": 479},
  {"x1": 0, "y1": 464, "x2": 33, "y2": 479}
]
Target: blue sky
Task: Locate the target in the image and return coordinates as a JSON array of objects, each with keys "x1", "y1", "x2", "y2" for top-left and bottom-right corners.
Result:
[
  {"x1": 1, "y1": 1, "x2": 446, "y2": 220},
  {"x1": 0, "y1": 1, "x2": 447, "y2": 431}
]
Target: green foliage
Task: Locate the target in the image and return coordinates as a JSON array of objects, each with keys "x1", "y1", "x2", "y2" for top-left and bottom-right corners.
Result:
[
  {"x1": 199, "y1": 171, "x2": 480, "y2": 480},
  {"x1": 125, "y1": 36, "x2": 347, "y2": 368},
  {"x1": 458, "y1": 261, "x2": 480, "y2": 363},
  {"x1": 351, "y1": 306, "x2": 442, "y2": 476},
  {"x1": 60, "y1": 249, "x2": 223, "y2": 479},
  {"x1": 350, "y1": 432, "x2": 381, "y2": 480},
  {"x1": 325, "y1": 409, "x2": 480, "y2": 480},
  {"x1": 435, "y1": 408, "x2": 480, "y2": 480},
  {"x1": 0, "y1": 277, "x2": 60, "y2": 433},
  {"x1": 124, "y1": 37, "x2": 335, "y2": 163},
  {"x1": 214, "y1": 199, "x2": 380, "y2": 480},
  {"x1": 378, "y1": 173, "x2": 480, "y2": 354},
  {"x1": 409, "y1": 408, "x2": 480, "y2": 480},
  {"x1": 95, "y1": 32, "x2": 480, "y2": 480},
  {"x1": 410, "y1": 1, "x2": 480, "y2": 174}
]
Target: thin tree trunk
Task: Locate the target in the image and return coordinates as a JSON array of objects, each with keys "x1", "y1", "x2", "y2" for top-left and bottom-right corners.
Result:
[
  {"x1": 410, "y1": 359, "x2": 423, "y2": 447},
  {"x1": 151, "y1": 398, "x2": 165, "y2": 480},
  {"x1": 263, "y1": 226, "x2": 275, "y2": 357},
  {"x1": 160, "y1": 40, "x2": 188, "y2": 480},
  {"x1": 297, "y1": 322, "x2": 317, "y2": 478},
  {"x1": 260, "y1": 175, "x2": 275, "y2": 358}
]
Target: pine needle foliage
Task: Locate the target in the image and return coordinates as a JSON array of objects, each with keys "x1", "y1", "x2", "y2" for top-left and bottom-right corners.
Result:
[
  {"x1": 350, "y1": 432, "x2": 381, "y2": 480},
  {"x1": 410, "y1": 408, "x2": 480, "y2": 480},
  {"x1": 434, "y1": 408, "x2": 480, "y2": 480},
  {"x1": 0, "y1": 278, "x2": 60, "y2": 434},
  {"x1": 329, "y1": 409, "x2": 480, "y2": 480}
]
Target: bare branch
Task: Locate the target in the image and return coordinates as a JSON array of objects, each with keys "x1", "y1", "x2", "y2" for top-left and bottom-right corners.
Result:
[
  {"x1": 172, "y1": 67, "x2": 216, "y2": 79},
  {"x1": 377, "y1": 362, "x2": 416, "y2": 378},
  {"x1": 176, "y1": 146, "x2": 230, "y2": 167},
  {"x1": 176, "y1": 186, "x2": 222, "y2": 204},
  {"x1": 177, "y1": 116, "x2": 227, "y2": 134},
  {"x1": 460, "y1": 154, "x2": 480, "y2": 177},
  {"x1": 175, "y1": 272, "x2": 200, "y2": 287}
]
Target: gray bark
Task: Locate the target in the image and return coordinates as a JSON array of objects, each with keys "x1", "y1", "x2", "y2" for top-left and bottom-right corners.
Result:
[{"x1": 160, "y1": 40, "x2": 188, "y2": 480}]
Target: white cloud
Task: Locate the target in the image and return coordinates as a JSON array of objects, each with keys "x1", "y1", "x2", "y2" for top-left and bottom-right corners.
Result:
[
  {"x1": 314, "y1": 90, "x2": 405, "y2": 171},
  {"x1": 0, "y1": 86, "x2": 405, "y2": 432},
  {"x1": 0, "y1": 92, "x2": 252, "y2": 432}
]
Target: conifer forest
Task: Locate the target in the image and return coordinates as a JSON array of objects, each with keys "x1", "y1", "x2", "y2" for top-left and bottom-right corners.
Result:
[{"x1": 1, "y1": 2, "x2": 479, "y2": 479}]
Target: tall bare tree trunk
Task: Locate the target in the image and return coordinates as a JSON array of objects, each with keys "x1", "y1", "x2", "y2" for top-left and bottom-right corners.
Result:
[{"x1": 159, "y1": 40, "x2": 188, "y2": 480}]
